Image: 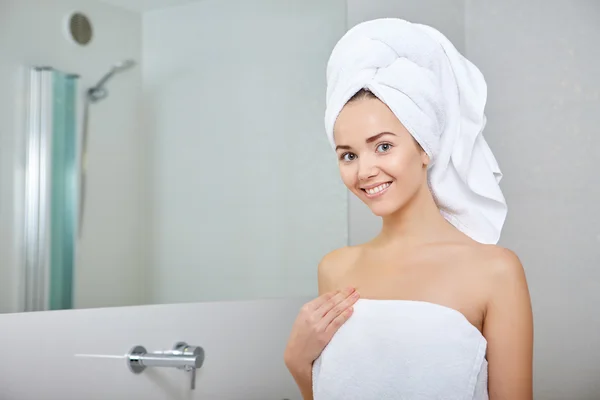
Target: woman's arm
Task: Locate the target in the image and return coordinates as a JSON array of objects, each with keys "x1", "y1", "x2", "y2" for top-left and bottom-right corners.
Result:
[
  {"x1": 483, "y1": 248, "x2": 534, "y2": 400},
  {"x1": 284, "y1": 250, "x2": 358, "y2": 400},
  {"x1": 287, "y1": 363, "x2": 314, "y2": 400}
]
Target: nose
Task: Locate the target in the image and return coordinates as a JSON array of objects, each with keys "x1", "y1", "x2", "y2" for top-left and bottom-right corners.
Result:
[{"x1": 357, "y1": 154, "x2": 379, "y2": 181}]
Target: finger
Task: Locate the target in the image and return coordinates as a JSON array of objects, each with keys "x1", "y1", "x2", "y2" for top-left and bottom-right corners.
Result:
[
  {"x1": 322, "y1": 289, "x2": 359, "y2": 326},
  {"x1": 305, "y1": 291, "x2": 338, "y2": 311},
  {"x1": 315, "y1": 287, "x2": 355, "y2": 316},
  {"x1": 325, "y1": 306, "x2": 354, "y2": 336},
  {"x1": 317, "y1": 288, "x2": 359, "y2": 329}
]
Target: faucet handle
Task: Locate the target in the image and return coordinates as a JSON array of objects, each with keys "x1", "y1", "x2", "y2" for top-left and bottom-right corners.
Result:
[
  {"x1": 171, "y1": 342, "x2": 205, "y2": 369},
  {"x1": 172, "y1": 342, "x2": 204, "y2": 389},
  {"x1": 189, "y1": 366, "x2": 197, "y2": 390}
]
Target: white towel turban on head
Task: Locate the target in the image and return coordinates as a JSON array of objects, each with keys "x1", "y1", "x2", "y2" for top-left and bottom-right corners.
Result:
[{"x1": 324, "y1": 18, "x2": 507, "y2": 244}]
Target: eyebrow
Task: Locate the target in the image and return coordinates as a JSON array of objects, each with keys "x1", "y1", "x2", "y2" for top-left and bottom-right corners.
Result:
[{"x1": 335, "y1": 131, "x2": 397, "y2": 151}]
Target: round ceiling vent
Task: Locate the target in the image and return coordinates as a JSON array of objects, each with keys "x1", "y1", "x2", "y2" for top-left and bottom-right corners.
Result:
[{"x1": 68, "y1": 12, "x2": 93, "y2": 46}]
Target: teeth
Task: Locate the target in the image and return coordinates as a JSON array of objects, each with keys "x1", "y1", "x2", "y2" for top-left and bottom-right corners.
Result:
[{"x1": 365, "y1": 182, "x2": 390, "y2": 195}]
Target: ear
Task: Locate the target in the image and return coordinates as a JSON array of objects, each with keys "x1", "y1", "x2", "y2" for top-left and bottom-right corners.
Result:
[{"x1": 421, "y1": 149, "x2": 431, "y2": 167}]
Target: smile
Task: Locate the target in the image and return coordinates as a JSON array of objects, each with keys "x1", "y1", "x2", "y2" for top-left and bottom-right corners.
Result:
[{"x1": 362, "y1": 182, "x2": 392, "y2": 198}]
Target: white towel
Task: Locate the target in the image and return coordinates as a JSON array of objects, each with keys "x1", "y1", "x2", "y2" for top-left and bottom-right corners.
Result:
[
  {"x1": 312, "y1": 299, "x2": 489, "y2": 399},
  {"x1": 324, "y1": 18, "x2": 507, "y2": 244}
]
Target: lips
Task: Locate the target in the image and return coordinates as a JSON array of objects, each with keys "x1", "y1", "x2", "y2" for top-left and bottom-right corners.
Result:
[{"x1": 361, "y1": 182, "x2": 392, "y2": 198}]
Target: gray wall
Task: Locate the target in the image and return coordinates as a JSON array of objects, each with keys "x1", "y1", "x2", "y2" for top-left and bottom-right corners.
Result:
[
  {"x1": 466, "y1": 1, "x2": 600, "y2": 398},
  {"x1": 348, "y1": 1, "x2": 600, "y2": 399}
]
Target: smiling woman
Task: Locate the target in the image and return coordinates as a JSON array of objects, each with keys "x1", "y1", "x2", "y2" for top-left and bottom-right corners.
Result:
[{"x1": 284, "y1": 18, "x2": 533, "y2": 400}]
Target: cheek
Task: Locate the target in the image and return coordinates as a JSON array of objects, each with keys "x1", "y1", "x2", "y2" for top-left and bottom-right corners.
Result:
[
  {"x1": 338, "y1": 165, "x2": 358, "y2": 189},
  {"x1": 382, "y1": 151, "x2": 421, "y2": 182}
]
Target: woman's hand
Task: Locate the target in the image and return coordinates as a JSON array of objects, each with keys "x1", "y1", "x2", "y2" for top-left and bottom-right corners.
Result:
[{"x1": 284, "y1": 287, "x2": 360, "y2": 373}]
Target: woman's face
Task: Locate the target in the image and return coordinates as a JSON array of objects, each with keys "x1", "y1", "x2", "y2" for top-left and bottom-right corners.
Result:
[{"x1": 333, "y1": 96, "x2": 429, "y2": 217}]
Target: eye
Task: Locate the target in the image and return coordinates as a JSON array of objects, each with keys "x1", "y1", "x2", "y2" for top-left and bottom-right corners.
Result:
[
  {"x1": 340, "y1": 152, "x2": 356, "y2": 162},
  {"x1": 376, "y1": 143, "x2": 393, "y2": 153}
]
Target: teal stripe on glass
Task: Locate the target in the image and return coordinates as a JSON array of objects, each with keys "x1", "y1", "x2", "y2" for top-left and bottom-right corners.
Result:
[{"x1": 49, "y1": 71, "x2": 77, "y2": 310}]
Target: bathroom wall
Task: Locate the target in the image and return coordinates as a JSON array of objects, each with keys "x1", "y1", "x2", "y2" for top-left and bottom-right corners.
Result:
[
  {"x1": 0, "y1": 0, "x2": 146, "y2": 312},
  {"x1": 465, "y1": 1, "x2": 600, "y2": 398},
  {"x1": 141, "y1": 0, "x2": 348, "y2": 305}
]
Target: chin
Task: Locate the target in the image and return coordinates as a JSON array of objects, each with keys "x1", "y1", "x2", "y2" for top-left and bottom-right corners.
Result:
[{"x1": 367, "y1": 202, "x2": 400, "y2": 217}]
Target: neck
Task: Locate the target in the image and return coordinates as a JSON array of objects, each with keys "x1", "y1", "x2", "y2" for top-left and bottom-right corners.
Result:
[{"x1": 376, "y1": 181, "x2": 456, "y2": 247}]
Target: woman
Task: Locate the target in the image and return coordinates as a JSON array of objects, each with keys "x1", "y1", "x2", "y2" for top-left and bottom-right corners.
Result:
[{"x1": 284, "y1": 18, "x2": 533, "y2": 400}]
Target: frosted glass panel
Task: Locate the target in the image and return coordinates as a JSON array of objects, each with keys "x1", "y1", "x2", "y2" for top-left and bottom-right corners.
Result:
[
  {"x1": 23, "y1": 67, "x2": 77, "y2": 312},
  {"x1": 49, "y1": 71, "x2": 77, "y2": 310}
]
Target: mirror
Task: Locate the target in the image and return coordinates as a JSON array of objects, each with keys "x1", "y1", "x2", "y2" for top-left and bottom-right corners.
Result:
[{"x1": 0, "y1": 0, "x2": 349, "y2": 313}]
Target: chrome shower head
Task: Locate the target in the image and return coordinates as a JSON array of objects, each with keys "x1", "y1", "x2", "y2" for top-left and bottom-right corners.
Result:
[
  {"x1": 112, "y1": 59, "x2": 136, "y2": 72},
  {"x1": 88, "y1": 59, "x2": 136, "y2": 103}
]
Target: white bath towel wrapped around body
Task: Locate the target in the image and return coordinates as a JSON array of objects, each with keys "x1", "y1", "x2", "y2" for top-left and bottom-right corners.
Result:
[{"x1": 312, "y1": 299, "x2": 489, "y2": 399}]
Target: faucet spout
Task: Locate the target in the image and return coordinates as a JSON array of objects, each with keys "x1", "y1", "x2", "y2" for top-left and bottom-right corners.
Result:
[{"x1": 126, "y1": 342, "x2": 205, "y2": 390}]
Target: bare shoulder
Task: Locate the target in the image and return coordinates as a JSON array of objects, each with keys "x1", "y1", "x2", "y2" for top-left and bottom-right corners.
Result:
[
  {"x1": 439, "y1": 240, "x2": 525, "y2": 281},
  {"x1": 477, "y1": 245, "x2": 533, "y2": 398},
  {"x1": 470, "y1": 244, "x2": 531, "y2": 315},
  {"x1": 317, "y1": 246, "x2": 361, "y2": 295},
  {"x1": 476, "y1": 245, "x2": 528, "y2": 287}
]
